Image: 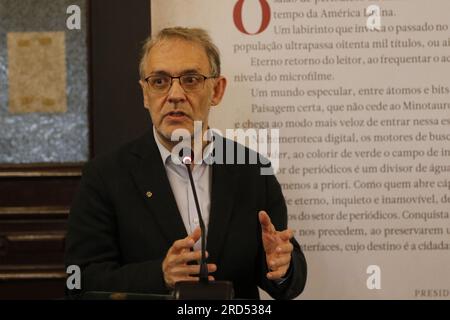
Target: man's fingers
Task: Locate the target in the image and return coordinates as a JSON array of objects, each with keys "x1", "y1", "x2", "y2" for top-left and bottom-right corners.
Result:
[
  {"x1": 176, "y1": 263, "x2": 217, "y2": 276},
  {"x1": 174, "y1": 275, "x2": 216, "y2": 284},
  {"x1": 165, "y1": 262, "x2": 217, "y2": 288},
  {"x1": 258, "y1": 211, "x2": 270, "y2": 226},
  {"x1": 170, "y1": 263, "x2": 217, "y2": 277},
  {"x1": 267, "y1": 268, "x2": 288, "y2": 280},
  {"x1": 259, "y1": 211, "x2": 275, "y2": 233},
  {"x1": 169, "y1": 228, "x2": 202, "y2": 255},
  {"x1": 279, "y1": 229, "x2": 294, "y2": 241},
  {"x1": 164, "y1": 231, "x2": 208, "y2": 288},
  {"x1": 207, "y1": 263, "x2": 217, "y2": 273},
  {"x1": 170, "y1": 237, "x2": 195, "y2": 254},
  {"x1": 172, "y1": 250, "x2": 207, "y2": 265},
  {"x1": 171, "y1": 263, "x2": 217, "y2": 276},
  {"x1": 173, "y1": 275, "x2": 202, "y2": 284},
  {"x1": 170, "y1": 265, "x2": 198, "y2": 276},
  {"x1": 275, "y1": 242, "x2": 294, "y2": 254},
  {"x1": 190, "y1": 227, "x2": 202, "y2": 243},
  {"x1": 268, "y1": 254, "x2": 291, "y2": 270}
]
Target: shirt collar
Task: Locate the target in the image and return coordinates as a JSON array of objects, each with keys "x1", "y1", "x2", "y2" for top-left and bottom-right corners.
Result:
[{"x1": 153, "y1": 126, "x2": 214, "y2": 166}]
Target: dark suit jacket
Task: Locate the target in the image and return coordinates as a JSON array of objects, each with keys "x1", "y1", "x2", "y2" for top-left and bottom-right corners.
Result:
[{"x1": 65, "y1": 129, "x2": 307, "y2": 299}]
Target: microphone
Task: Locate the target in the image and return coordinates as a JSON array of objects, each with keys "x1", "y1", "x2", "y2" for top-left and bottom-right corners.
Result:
[
  {"x1": 173, "y1": 147, "x2": 234, "y2": 300},
  {"x1": 181, "y1": 150, "x2": 208, "y2": 284}
]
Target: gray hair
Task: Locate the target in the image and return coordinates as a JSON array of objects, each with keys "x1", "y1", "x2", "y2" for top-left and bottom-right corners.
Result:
[{"x1": 139, "y1": 27, "x2": 221, "y2": 79}]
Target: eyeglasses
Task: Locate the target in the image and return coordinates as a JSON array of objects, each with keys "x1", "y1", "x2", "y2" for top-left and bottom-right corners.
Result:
[{"x1": 144, "y1": 73, "x2": 216, "y2": 94}]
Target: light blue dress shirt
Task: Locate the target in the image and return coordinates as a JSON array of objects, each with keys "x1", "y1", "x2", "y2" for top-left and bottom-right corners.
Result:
[{"x1": 153, "y1": 127, "x2": 213, "y2": 251}]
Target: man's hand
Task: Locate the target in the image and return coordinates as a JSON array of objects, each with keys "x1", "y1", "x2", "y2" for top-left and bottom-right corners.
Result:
[
  {"x1": 162, "y1": 227, "x2": 217, "y2": 289},
  {"x1": 259, "y1": 211, "x2": 294, "y2": 281}
]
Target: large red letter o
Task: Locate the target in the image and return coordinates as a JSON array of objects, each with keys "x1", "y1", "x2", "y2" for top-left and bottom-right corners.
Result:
[{"x1": 233, "y1": 0, "x2": 271, "y2": 35}]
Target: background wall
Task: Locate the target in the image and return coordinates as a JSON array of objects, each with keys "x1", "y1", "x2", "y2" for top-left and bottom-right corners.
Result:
[
  {"x1": 90, "y1": 0, "x2": 151, "y2": 157},
  {"x1": 152, "y1": 0, "x2": 450, "y2": 299},
  {"x1": 0, "y1": 0, "x2": 89, "y2": 164},
  {"x1": 0, "y1": 0, "x2": 151, "y2": 299}
]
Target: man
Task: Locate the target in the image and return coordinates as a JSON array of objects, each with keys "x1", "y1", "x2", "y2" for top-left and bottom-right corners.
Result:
[{"x1": 65, "y1": 27, "x2": 307, "y2": 299}]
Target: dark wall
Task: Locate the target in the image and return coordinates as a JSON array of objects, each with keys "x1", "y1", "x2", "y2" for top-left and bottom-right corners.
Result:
[
  {"x1": 90, "y1": 0, "x2": 152, "y2": 157},
  {"x1": 0, "y1": 0, "x2": 151, "y2": 299}
]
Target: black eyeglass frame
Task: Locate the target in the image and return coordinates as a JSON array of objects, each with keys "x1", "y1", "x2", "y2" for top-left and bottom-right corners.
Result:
[{"x1": 143, "y1": 73, "x2": 217, "y2": 93}]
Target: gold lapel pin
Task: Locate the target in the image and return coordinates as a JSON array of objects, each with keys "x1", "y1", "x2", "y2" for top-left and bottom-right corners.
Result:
[{"x1": 146, "y1": 191, "x2": 153, "y2": 198}]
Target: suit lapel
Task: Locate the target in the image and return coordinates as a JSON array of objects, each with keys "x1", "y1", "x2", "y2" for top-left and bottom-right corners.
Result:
[
  {"x1": 129, "y1": 130, "x2": 187, "y2": 245},
  {"x1": 129, "y1": 130, "x2": 241, "y2": 261},
  {"x1": 207, "y1": 161, "x2": 239, "y2": 265}
]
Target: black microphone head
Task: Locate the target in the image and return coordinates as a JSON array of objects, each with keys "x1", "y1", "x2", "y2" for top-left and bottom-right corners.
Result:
[{"x1": 179, "y1": 147, "x2": 194, "y2": 165}]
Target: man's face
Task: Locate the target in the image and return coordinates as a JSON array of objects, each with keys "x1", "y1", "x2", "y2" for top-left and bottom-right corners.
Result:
[{"x1": 140, "y1": 38, "x2": 226, "y2": 149}]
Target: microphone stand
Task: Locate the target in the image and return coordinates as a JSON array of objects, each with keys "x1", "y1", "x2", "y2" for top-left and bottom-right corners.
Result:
[
  {"x1": 185, "y1": 160, "x2": 209, "y2": 284},
  {"x1": 173, "y1": 152, "x2": 234, "y2": 300}
]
